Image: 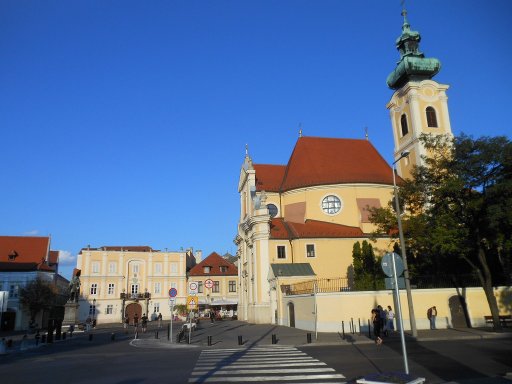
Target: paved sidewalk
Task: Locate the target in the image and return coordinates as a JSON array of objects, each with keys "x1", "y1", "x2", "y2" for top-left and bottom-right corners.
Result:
[{"x1": 2, "y1": 320, "x2": 512, "y2": 354}]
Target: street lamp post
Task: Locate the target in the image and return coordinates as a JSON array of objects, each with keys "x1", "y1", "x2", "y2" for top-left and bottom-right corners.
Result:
[{"x1": 392, "y1": 151, "x2": 417, "y2": 337}]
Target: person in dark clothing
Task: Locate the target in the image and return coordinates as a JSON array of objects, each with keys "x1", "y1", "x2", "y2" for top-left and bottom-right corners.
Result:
[{"x1": 372, "y1": 308, "x2": 382, "y2": 345}]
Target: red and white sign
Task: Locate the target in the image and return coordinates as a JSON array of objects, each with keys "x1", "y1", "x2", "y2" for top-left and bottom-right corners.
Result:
[
  {"x1": 204, "y1": 279, "x2": 214, "y2": 289},
  {"x1": 188, "y1": 281, "x2": 198, "y2": 295}
]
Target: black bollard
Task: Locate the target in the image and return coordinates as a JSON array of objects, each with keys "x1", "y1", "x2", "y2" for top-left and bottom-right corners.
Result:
[
  {"x1": 167, "y1": 323, "x2": 170, "y2": 341},
  {"x1": 271, "y1": 334, "x2": 277, "y2": 344},
  {"x1": 307, "y1": 333, "x2": 312, "y2": 343},
  {"x1": 341, "y1": 321, "x2": 345, "y2": 339},
  {"x1": 368, "y1": 319, "x2": 371, "y2": 338},
  {"x1": 41, "y1": 334, "x2": 47, "y2": 343},
  {"x1": 155, "y1": 331, "x2": 159, "y2": 339},
  {"x1": 351, "y1": 318, "x2": 355, "y2": 334},
  {"x1": 358, "y1": 318, "x2": 362, "y2": 335},
  {"x1": 89, "y1": 333, "x2": 93, "y2": 341},
  {"x1": 35, "y1": 332, "x2": 41, "y2": 346},
  {"x1": 111, "y1": 333, "x2": 115, "y2": 341},
  {"x1": 207, "y1": 336, "x2": 212, "y2": 346},
  {"x1": 238, "y1": 335, "x2": 243, "y2": 345},
  {"x1": 62, "y1": 332, "x2": 66, "y2": 340}
]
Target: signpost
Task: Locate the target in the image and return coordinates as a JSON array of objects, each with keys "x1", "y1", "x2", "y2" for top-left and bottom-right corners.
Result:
[
  {"x1": 204, "y1": 279, "x2": 213, "y2": 289},
  {"x1": 168, "y1": 288, "x2": 177, "y2": 342},
  {"x1": 188, "y1": 282, "x2": 198, "y2": 296},
  {"x1": 381, "y1": 252, "x2": 409, "y2": 374}
]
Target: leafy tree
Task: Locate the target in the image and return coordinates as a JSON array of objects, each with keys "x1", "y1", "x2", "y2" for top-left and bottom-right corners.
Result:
[
  {"x1": 19, "y1": 278, "x2": 58, "y2": 322},
  {"x1": 369, "y1": 133, "x2": 512, "y2": 330},
  {"x1": 352, "y1": 240, "x2": 384, "y2": 290}
]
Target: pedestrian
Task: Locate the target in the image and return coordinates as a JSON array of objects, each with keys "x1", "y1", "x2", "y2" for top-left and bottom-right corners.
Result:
[
  {"x1": 210, "y1": 310, "x2": 215, "y2": 323},
  {"x1": 157, "y1": 313, "x2": 163, "y2": 328},
  {"x1": 371, "y1": 308, "x2": 382, "y2": 345},
  {"x1": 141, "y1": 313, "x2": 148, "y2": 333},
  {"x1": 124, "y1": 314, "x2": 129, "y2": 329},
  {"x1": 85, "y1": 316, "x2": 92, "y2": 332},
  {"x1": 387, "y1": 306, "x2": 395, "y2": 333},
  {"x1": 133, "y1": 313, "x2": 139, "y2": 328},
  {"x1": 427, "y1": 306, "x2": 437, "y2": 329},
  {"x1": 378, "y1": 305, "x2": 387, "y2": 336}
]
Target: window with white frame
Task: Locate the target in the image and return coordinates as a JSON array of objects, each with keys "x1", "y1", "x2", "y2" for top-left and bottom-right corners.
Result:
[
  {"x1": 92, "y1": 262, "x2": 100, "y2": 274},
  {"x1": 133, "y1": 263, "x2": 139, "y2": 274},
  {"x1": 106, "y1": 304, "x2": 113, "y2": 315},
  {"x1": 108, "y1": 262, "x2": 117, "y2": 274},
  {"x1": 90, "y1": 283, "x2": 98, "y2": 295},
  {"x1": 203, "y1": 266, "x2": 211, "y2": 273},
  {"x1": 229, "y1": 280, "x2": 236, "y2": 292},
  {"x1": 170, "y1": 263, "x2": 178, "y2": 274},
  {"x1": 220, "y1": 266, "x2": 228, "y2": 273},
  {"x1": 155, "y1": 263, "x2": 162, "y2": 274},
  {"x1": 154, "y1": 282, "x2": 161, "y2": 294},
  {"x1": 108, "y1": 283, "x2": 115, "y2": 295},
  {"x1": 277, "y1": 246, "x2": 286, "y2": 259},
  {"x1": 306, "y1": 244, "x2": 316, "y2": 258},
  {"x1": 153, "y1": 303, "x2": 160, "y2": 313},
  {"x1": 131, "y1": 284, "x2": 139, "y2": 295}
]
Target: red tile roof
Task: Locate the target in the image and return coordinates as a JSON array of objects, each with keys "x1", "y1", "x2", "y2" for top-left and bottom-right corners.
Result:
[
  {"x1": 254, "y1": 164, "x2": 286, "y2": 192},
  {"x1": 0, "y1": 236, "x2": 56, "y2": 272},
  {"x1": 189, "y1": 252, "x2": 238, "y2": 277},
  {"x1": 254, "y1": 137, "x2": 395, "y2": 193},
  {"x1": 79, "y1": 246, "x2": 155, "y2": 254},
  {"x1": 270, "y1": 218, "x2": 365, "y2": 239}
]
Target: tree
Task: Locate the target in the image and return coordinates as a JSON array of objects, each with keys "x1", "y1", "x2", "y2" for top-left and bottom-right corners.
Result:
[
  {"x1": 352, "y1": 240, "x2": 384, "y2": 290},
  {"x1": 19, "y1": 278, "x2": 59, "y2": 323},
  {"x1": 369, "y1": 133, "x2": 512, "y2": 330}
]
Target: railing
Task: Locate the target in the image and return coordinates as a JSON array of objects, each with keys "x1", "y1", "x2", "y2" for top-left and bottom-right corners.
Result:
[{"x1": 285, "y1": 274, "x2": 485, "y2": 296}]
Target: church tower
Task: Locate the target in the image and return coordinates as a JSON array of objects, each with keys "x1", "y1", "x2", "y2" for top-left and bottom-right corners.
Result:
[{"x1": 386, "y1": 7, "x2": 453, "y2": 179}]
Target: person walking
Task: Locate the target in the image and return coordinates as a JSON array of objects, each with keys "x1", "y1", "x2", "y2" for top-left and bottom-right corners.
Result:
[
  {"x1": 141, "y1": 313, "x2": 148, "y2": 333},
  {"x1": 210, "y1": 310, "x2": 215, "y2": 323},
  {"x1": 371, "y1": 308, "x2": 382, "y2": 345},
  {"x1": 123, "y1": 314, "x2": 129, "y2": 329},
  {"x1": 387, "y1": 306, "x2": 395, "y2": 333},
  {"x1": 157, "y1": 313, "x2": 163, "y2": 328},
  {"x1": 133, "y1": 313, "x2": 139, "y2": 329},
  {"x1": 427, "y1": 306, "x2": 437, "y2": 329}
]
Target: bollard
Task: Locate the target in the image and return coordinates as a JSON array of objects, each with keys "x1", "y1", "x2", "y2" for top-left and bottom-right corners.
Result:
[
  {"x1": 207, "y1": 336, "x2": 212, "y2": 346},
  {"x1": 89, "y1": 333, "x2": 93, "y2": 341},
  {"x1": 351, "y1": 318, "x2": 355, "y2": 334},
  {"x1": 35, "y1": 332, "x2": 41, "y2": 346},
  {"x1": 134, "y1": 330, "x2": 138, "y2": 340},
  {"x1": 341, "y1": 321, "x2": 345, "y2": 339},
  {"x1": 307, "y1": 333, "x2": 312, "y2": 344},
  {"x1": 358, "y1": 318, "x2": 362, "y2": 335},
  {"x1": 111, "y1": 333, "x2": 116, "y2": 341},
  {"x1": 238, "y1": 335, "x2": 243, "y2": 345},
  {"x1": 368, "y1": 319, "x2": 371, "y2": 338},
  {"x1": 271, "y1": 334, "x2": 277, "y2": 344},
  {"x1": 167, "y1": 323, "x2": 170, "y2": 341},
  {"x1": 62, "y1": 332, "x2": 66, "y2": 340},
  {"x1": 42, "y1": 334, "x2": 47, "y2": 344},
  {"x1": 155, "y1": 331, "x2": 159, "y2": 339}
]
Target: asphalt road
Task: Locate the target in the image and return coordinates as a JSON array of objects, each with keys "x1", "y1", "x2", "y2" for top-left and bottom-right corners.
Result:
[{"x1": 1, "y1": 322, "x2": 511, "y2": 383}]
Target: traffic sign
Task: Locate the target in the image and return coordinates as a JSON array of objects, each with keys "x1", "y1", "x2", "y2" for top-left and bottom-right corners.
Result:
[
  {"x1": 188, "y1": 281, "x2": 198, "y2": 295},
  {"x1": 204, "y1": 279, "x2": 214, "y2": 289},
  {"x1": 381, "y1": 252, "x2": 404, "y2": 277},
  {"x1": 385, "y1": 277, "x2": 406, "y2": 290},
  {"x1": 169, "y1": 288, "x2": 178, "y2": 298},
  {"x1": 169, "y1": 297, "x2": 176, "y2": 305},
  {"x1": 186, "y1": 296, "x2": 198, "y2": 310}
]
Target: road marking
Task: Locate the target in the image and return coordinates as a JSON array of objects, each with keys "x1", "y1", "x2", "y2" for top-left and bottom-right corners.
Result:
[{"x1": 189, "y1": 346, "x2": 346, "y2": 383}]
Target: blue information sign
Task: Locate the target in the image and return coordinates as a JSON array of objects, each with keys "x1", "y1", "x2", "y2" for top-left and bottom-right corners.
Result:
[{"x1": 169, "y1": 288, "x2": 178, "y2": 298}]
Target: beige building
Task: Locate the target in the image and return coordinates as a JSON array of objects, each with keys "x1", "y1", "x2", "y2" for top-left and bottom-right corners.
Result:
[
  {"x1": 76, "y1": 246, "x2": 200, "y2": 324},
  {"x1": 188, "y1": 252, "x2": 238, "y2": 318}
]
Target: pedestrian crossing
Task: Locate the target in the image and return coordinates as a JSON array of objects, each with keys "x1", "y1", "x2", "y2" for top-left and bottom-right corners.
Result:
[{"x1": 188, "y1": 346, "x2": 346, "y2": 383}]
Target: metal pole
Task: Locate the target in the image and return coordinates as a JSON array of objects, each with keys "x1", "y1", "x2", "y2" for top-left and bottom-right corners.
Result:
[
  {"x1": 314, "y1": 281, "x2": 318, "y2": 340},
  {"x1": 392, "y1": 252, "x2": 409, "y2": 374},
  {"x1": 393, "y1": 153, "x2": 417, "y2": 337}
]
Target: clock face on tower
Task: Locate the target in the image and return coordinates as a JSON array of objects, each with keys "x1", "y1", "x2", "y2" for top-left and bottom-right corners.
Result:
[{"x1": 321, "y1": 195, "x2": 343, "y2": 215}]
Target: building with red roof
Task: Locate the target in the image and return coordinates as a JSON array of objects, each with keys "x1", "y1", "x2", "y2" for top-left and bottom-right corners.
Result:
[
  {"x1": 236, "y1": 136, "x2": 400, "y2": 324},
  {"x1": 0, "y1": 236, "x2": 68, "y2": 331}
]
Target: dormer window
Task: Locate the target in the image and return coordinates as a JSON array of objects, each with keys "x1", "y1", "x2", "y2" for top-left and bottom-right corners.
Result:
[
  {"x1": 220, "y1": 266, "x2": 228, "y2": 273},
  {"x1": 8, "y1": 250, "x2": 18, "y2": 261},
  {"x1": 203, "y1": 266, "x2": 211, "y2": 273},
  {"x1": 426, "y1": 106, "x2": 438, "y2": 127}
]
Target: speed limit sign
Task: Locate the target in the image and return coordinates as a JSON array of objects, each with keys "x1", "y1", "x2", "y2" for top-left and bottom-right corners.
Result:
[{"x1": 204, "y1": 279, "x2": 214, "y2": 289}]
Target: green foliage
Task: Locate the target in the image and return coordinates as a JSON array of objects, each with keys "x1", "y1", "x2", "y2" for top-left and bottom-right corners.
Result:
[
  {"x1": 173, "y1": 304, "x2": 187, "y2": 315},
  {"x1": 351, "y1": 240, "x2": 385, "y2": 290},
  {"x1": 19, "y1": 278, "x2": 58, "y2": 321}
]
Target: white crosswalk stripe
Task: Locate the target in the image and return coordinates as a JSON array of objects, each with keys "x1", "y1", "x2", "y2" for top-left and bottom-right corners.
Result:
[{"x1": 189, "y1": 346, "x2": 346, "y2": 383}]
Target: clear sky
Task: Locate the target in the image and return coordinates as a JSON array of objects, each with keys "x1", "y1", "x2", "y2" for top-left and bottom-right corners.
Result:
[{"x1": 1, "y1": 1, "x2": 511, "y2": 280}]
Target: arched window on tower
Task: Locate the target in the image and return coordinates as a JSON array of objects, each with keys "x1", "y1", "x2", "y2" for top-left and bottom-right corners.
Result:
[
  {"x1": 400, "y1": 114, "x2": 409, "y2": 136},
  {"x1": 426, "y1": 106, "x2": 438, "y2": 127}
]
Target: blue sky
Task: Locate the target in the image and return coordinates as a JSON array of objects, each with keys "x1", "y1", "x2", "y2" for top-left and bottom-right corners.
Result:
[{"x1": 1, "y1": 1, "x2": 511, "y2": 280}]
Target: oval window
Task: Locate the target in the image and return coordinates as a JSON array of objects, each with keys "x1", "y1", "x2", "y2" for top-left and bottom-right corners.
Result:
[{"x1": 267, "y1": 203, "x2": 278, "y2": 218}]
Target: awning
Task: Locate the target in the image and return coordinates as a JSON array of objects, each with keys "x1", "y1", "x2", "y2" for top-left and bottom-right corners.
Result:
[{"x1": 198, "y1": 298, "x2": 238, "y2": 305}]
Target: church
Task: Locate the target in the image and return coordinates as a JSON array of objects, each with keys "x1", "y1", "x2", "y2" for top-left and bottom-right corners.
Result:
[{"x1": 235, "y1": 8, "x2": 453, "y2": 324}]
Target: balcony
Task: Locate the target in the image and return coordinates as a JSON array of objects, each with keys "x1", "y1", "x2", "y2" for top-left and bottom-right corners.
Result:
[{"x1": 120, "y1": 292, "x2": 151, "y2": 300}]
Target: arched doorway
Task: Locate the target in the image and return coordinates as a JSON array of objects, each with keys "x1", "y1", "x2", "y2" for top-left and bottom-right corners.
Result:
[
  {"x1": 125, "y1": 303, "x2": 142, "y2": 325},
  {"x1": 288, "y1": 302, "x2": 295, "y2": 328}
]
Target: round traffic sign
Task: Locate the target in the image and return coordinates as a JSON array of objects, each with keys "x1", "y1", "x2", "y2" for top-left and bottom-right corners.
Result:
[
  {"x1": 169, "y1": 288, "x2": 178, "y2": 298},
  {"x1": 381, "y1": 252, "x2": 404, "y2": 277},
  {"x1": 204, "y1": 279, "x2": 214, "y2": 289}
]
